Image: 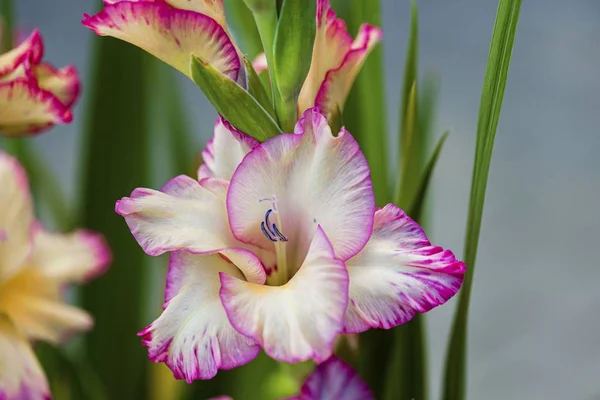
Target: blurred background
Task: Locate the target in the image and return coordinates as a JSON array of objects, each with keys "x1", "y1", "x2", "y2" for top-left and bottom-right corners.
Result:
[{"x1": 12, "y1": 0, "x2": 600, "y2": 399}]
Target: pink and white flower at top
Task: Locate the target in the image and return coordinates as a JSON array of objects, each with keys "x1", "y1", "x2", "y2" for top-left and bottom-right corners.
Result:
[
  {"x1": 0, "y1": 152, "x2": 110, "y2": 399},
  {"x1": 0, "y1": 30, "x2": 80, "y2": 137},
  {"x1": 210, "y1": 355, "x2": 373, "y2": 400},
  {"x1": 82, "y1": 0, "x2": 246, "y2": 85},
  {"x1": 116, "y1": 108, "x2": 465, "y2": 382},
  {"x1": 253, "y1": 0, "x2": 382, "y2": 120}
]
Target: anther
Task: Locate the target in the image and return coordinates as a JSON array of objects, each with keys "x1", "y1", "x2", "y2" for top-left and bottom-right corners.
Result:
[{"x1": 261, "y1": 221, "x2": 277, "y2": 242}]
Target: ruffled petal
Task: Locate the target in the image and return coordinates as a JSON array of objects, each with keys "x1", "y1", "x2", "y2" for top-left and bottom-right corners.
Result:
[
  {"x1": 297, "y1": 356, "x2": 374, "y2": 400},
  {"x1": 0, "y1": 79, "x2": 73, "y2": 136},
  {"x1": 0, "y1": 30, "x2": 43, "y2": 78},
  {"x1": 227, "y1": 108, "x2": 374, "y2": 266},
  {"x1": 343, "y1": 204, "x2": 466, "y2": 333},
  {"x1": 139, "y1": 252, "x2": 259, "y2": 382},
  {"x1": 0, "y1": 314, "x2": 50, "y2": 400},
  {"x1": 297, "y1": 0, "x2": 353, "y2": 114},
  {"x1": 33, "y1": 63, "x2": 81, "y2": 108},
  {"x1": 31, "y1": 228, "x2": 111, "y2": 284},
  {"x1": 82, "y1": 1, "x2": 240, "y2": 81},
  {"x1": 219, "y1": 227, "x2": 348, "y2": 363},
  {"x1": 0, "y1": 152, "x2": 33, "y2": 281},
  {"x1": 197, "y1": 118, "x2": 259, "y2": 181},
  {"x1": 0, "y1": 266, "x2": 93, "y2": 344},
  {"x1": 103, "y1": 0, "x2": 226, "y2": 28},
  {"x1": 315, "y1": 24, "x2": 382, "y2": 118},
  {"x1": 116, "y1": 176, "x2": 267, "y2": 283}
]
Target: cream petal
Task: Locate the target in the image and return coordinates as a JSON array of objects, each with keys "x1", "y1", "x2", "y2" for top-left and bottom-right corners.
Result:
[
  {"x1": 0, "y1": 152, "x2": 33, "y2": 281},
  {"x1": 219, "y1": 227, "x2": 348, "y2": 363},
  {"x1": 140, "y1": 252, "x2": 259, "y2": 381},
  {"x1": 0, "y1": 314, "x2": 50, "y2": 400},
  {"x1": 343, "y1": 204, "x2": 466, "y2": 333},
  {"x1": 82, "y1": 1, "x2": 240, "y2": 81},
  {"x1": 227, "y1": 108, "x2": 375, "y2": 270}
]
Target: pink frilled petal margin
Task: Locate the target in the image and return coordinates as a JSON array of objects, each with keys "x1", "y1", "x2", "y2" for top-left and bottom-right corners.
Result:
[
  {"x1": 295, "y1": 356, "x2": 374, "y2": 400},
  {"x1": 116, "y1": 175, "x2": 267, "y2": 284},
  {"x1": 0, "y1": 30, "x2": 43, "y2": 77},
  {"x1": 226, "y1": 108, "x2": 375, "y2": 264},
  {"x1": 197, "y1": 118, "x2": 259, "y2": 181},
  {"x1": 82, "y1": 0, "x2": 240, "y2": 81},
  {"x1": 314, "y1": 24, "x2": 382, "y2": 118},
  {"x1": 0, "y1": 30, "x2": 80, "y2": 136},
  {"x1": 0, "y1": 79, "x2": 73, "y2": 136},
  {"x1": 139, "y1": 251, "x2": 259, "y2": 382},
  {"x1": 219, "y1": 226, "x2": 349, "y2": 364},
  {"x1": 343, "y1": 204, "x2": 466, "y2": 333},
  {"x1": 0, "y1": 314, "x2": 51, "y2": 400}
]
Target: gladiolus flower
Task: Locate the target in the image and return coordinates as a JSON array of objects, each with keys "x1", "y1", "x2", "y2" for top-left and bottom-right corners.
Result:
[
  {"x1": 210, "y1": 355, "x2": 373, "y2": 400},
  {"x1": 0, "y1": 153, "x2": 110, "y2": 399},
  {"x1": 82, "y1": 0, "x2": 246, "y2": 85},
  {"x1": 116, "y1": 108, "x2": 465, "y2": 382},
  {"x1": 253, "y1": 0, "x2": 382, "y2": 120},
  {"x1": 0, "y1": 30, "x2": 80, "y2": 137}
]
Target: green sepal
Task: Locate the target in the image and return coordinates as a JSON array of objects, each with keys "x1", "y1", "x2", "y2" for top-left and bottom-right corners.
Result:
[{"x1": 190, "y1": 55, "x2": 281, "y2": 142}]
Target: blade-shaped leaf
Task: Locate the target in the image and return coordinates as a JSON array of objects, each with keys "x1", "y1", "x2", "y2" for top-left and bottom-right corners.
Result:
[
  {"x1": 244, "y1": 57, "x2": 276, "y2": 119},
  {"x1": 443, "y1": 1, "x2": 522, "y2": 399},
  {"x1": 190, "y1": 56, "x2": 281, "y2": 141},
  {"x1": 78, "y1": 37, "x2": 152, "y2": 400},
  {"x1": 0, "y1": 0, "x2": 13, "y2": 51},
  {"x1": 343, "y1": 0, "x2": 389, "y2": 206}
]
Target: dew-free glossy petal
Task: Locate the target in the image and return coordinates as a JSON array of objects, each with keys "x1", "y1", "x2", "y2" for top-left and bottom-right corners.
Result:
[
  {"x1": 0, "y1": 79, "x2": 72, "y2": 136},
  {"x1": 82, "y1": 1, "x2": 240, "y2": 81},
  {"x1": 0, "y1": 266, "x2": 93, "y2": 344},
  {"x1": 315, "y1": 24, "x2": 382, "y2": 118},
  {"x1": 0, "y1": 314, "x2": 50, "y2": 400},
  {"x1": 297, "y1": 0, "x2": 353, "y2": 113},
  {"x1": 297, "y1": 356, "x2": 374, "y2": 400},
  {"x1": 219, "y1": 227, "x2": 348, "y2": 363},
  {"x1": 34, "y1": 63, "x2": 80, "y2": 108},
  {"x1": 0, "y1": 152, "x2": 33, "y2": 280},
  {"x1": 227, "y1": 108, "x2": 375, "y2": 265},
  {"x1": 116, "y1": 176, "x2": 267, "y2": 283},
  {"x1": 139, "y1": 252, "x2": 259, "y2": 382},
  {"x1": 31, "y1": 228, "x2": 111, "y2": 284},
  {"x1": 0, "y1": 30, "x2": 43, "y2": 78},
  {"x1": 197, "y1": 118, "x2": 258, "y2": 181},
  {"x1": 343, "y1": 204, "x2": 466, "y2": 333}
]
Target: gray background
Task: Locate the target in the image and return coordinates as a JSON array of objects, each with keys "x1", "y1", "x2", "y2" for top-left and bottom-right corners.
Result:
[{"x1": 12, "y1": 0, "x2": 600, "y2": 399}]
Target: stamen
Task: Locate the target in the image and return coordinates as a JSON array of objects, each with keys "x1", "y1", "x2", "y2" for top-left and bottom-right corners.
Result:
[
  {"x1": 260, "y1": 206, "x2": 288, "y2": 242},
  {"x1": 271, "y1": 224, "x2": 288, "y2": 242},
  {"x1": 261, "y1": 221, "x2": 277, "y2": 242}
]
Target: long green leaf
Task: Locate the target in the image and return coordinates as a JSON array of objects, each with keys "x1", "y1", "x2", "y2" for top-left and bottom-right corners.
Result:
[
  {"x1": 343, "y1": 0, "x2": 389, "y2": 206},
  {"x1": 79, "y1": 36, "x2": 152, "y2": 400},
  {"x1": 190, "y1": 56, "x2": 281, "y2": 141},
  {"x1": 244, "y1": 57, "x2": 276, "y2": 119},
  {"x1": 225, "y1": 0, "x2": 264, "y2": 58},
  {"x1": 409, "y1": 131, "x2": 449, "y2": 222},
  {"x1": 442, "y1": 1, "x2": 522, "y2": 399},
  {"x1": 0, "y1": 0, "x2": 13, "y2": 51}
]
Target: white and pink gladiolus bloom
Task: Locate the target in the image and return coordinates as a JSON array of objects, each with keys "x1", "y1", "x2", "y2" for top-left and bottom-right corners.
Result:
[
  {"x1": 116, "y1": 108, "x2": 465, "y2": 382},
  {"x1": 211, "y1": 355, "x2": 374, "y2": 400},
  {"x1": 253, "y1": 0, "x2": 382, "y2": 120},
  {"x1": 82, "y1": 0, "x2": 247, "y2": 86},
  {"x1": 0, "y1": 153, "x2": 110, "y2": 399},
  {"x1": 0, "y1": 30, "x2": 80, "y2": 136}
]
